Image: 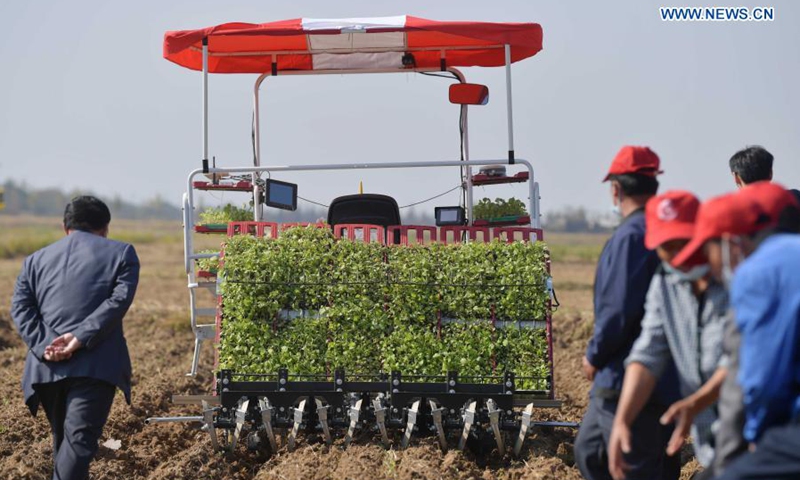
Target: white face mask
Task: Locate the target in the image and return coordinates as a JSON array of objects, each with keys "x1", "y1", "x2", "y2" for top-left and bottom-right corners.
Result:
[
  {"x1": 611, "y1": 191, "x2": 623, "y2": 218},
  {"x1": 720, "y1": 237, "x2": 742, "y2": 289},
  {"x1": 662, "y1": 261, "x2": 711, "y2": 282}
]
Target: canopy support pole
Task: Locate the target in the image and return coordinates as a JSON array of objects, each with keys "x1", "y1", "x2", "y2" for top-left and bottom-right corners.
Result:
[
  {"x1": 504, "y1": 44, "x2": 515, "y2": 164},
  {"x1": 463, "y1": 102, "x2": 474, "y2": 225},
  {"x1": 202, "y1": 38, "x2": 209, "y2": 174},
  {"x1": 251, "y1": 66, "x2": 473, "y2": 222},
  {"x1": 446, "y1": 69, "x2": 473, "y2": 226}
]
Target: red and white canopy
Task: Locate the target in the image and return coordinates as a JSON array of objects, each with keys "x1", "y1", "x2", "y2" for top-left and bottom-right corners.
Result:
[{"x1": 163, "y1": 16, "x2": 543, "y2": 74}]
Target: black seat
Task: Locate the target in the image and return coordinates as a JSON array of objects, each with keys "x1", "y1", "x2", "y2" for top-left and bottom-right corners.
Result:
[{"x1": 327, "y1": 194, "x2": 401, "y2": 228}]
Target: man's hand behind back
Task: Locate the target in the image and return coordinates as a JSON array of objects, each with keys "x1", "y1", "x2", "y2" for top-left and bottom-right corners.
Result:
[
  {"x1": 43, "y1": 333, "x2": 82, "y2": 362},
  {"x1": 582, "y1": 355, "x2": 597, "y2": 381}
]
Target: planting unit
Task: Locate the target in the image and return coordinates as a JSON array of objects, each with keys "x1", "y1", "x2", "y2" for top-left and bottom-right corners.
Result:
[{"x1": 148, "y1": 15, "x2": 577, "y2": 455}]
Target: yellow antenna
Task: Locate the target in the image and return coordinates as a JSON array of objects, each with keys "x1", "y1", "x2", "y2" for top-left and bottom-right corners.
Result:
[{"x1": 359, "y1": 181, "x2": 363, "y2": 194}]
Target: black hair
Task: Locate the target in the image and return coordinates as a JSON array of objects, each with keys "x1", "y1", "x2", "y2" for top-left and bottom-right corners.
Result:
[
  {"x1": 729, "y1": 146, "x2": 773, "y2": 184},
  {"x1": 777, "y1": 205, "x2": 800, "y2": 234},
  {"x1": 64, "y1": 196, "x2": 111, "y2": 232},
  {"x1": 608, "y1": 173, "x2": 659, "y2": 196},
  {"x1": 790, "y1": 189, "x2": 800, "y2": 206}
]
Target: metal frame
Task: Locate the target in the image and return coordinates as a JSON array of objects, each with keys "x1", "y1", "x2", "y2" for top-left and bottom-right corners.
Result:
[
  {"x1": 190, "y1": 44, "x2": 507, "y2": 57},
  {"x1": 188, "y1": 159, "x2": 539, "y2": 231},
  {"x1": 250, "y1": 66, "x2": 477, "y2": 220},
  {"x1": 252, "y1": 66, "x2": 471, "y2": 168},
  {"x1": 150, "y1": 367, "x2": 567, "y2": 454},
  {"x1": 504, "y1": 44, "x2": 515, "y2": 161},
  {"x1": 202, "y1": 39, "x2": 208, "y2": 167},
  {"x1": 198, "y1": 45, "x2": 522, "y2": 225}
]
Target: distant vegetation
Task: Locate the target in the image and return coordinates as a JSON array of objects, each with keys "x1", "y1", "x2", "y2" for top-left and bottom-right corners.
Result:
[
  {"x1": 0, "y1": 180, "x2": 180, "y2": 220},
  {"x1": 1, "y1": 180, "x2": 613, "y2": 234},
  {"x1": 544, "y1": 206, "x2": 613, "y2": 233}
]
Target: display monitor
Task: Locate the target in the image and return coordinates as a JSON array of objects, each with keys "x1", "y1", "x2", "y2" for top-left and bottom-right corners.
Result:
[
  {"x1": 435, "y1": 206, "x2": 466, "y2": 226},
  {"x1": 265, "y1": 179, "x2": 298, "y2": 211}
]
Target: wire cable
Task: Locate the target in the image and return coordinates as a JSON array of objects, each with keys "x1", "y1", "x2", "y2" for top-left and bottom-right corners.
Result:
[
  {"x1": 417, "y1": 71, "x2": 467, "y2": 208},
  {"x1": 418, "y1": 71, "x2": 458, "y2": 81},
  {"x1": 298, "y1": 196, "x2": 329, "y2": 208},
  {"x1": 399, "y1": 184, "x2": 462, "y2": 209},
  {"x1": 296, "y1": 185, "x2": 463, "y2": 211}
]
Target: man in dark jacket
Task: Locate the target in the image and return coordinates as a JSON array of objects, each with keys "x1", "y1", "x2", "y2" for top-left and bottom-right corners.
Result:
[
  {"x1": 11, "y1": 196, "x2": 139, "y2": 480},
  {"x1": 575, "y1": 146, "x2": 681, "y2": 480}
]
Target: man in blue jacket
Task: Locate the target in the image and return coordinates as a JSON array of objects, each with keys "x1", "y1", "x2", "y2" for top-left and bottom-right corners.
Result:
[
  {"x1": 11, "y1": 196, "x2": 139, "y2": 480},
  {"x1": 716, "y1": 193, "x2": 800, "y2": 480},
  {"x1": 666, "y1": 184, "x2": 800, "y2": 480},
  {"x1": 575, "y1": 146, "x2": 680, "y2": 480}
]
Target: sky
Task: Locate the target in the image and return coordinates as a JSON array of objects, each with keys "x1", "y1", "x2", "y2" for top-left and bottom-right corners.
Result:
[{"x1": 1, "y1": 0, "x2": 799, "y2": 216}]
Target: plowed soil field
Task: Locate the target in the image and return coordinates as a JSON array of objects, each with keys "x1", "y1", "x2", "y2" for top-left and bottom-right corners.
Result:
[{"x1": 0, "y1": 221, "x2": 700, "y2": 479}]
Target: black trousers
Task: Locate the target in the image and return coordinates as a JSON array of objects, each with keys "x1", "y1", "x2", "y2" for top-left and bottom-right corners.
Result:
[
  {"x1": 715, "y1": 422, "x2": 800, "y2": 480},
  {"x1": 34, "y1": 377, "x2": 116, "y2": 480},
  {"x1": 575, "y1": 397, "x2": 681, "y2": 480}
]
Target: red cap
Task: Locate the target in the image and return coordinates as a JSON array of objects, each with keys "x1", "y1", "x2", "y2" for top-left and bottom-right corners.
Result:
[
  {"x1": 645, "y1": 190, "x2": 700, "y2": 250},
  {"x1": 603, "y1": 146, "x2": 664, "y2": 182},
  {"x1": 671, "y1": 192, "x2": 770, "y2": 267},
  {"x1": 739, "y1": 181, "x2": 800, "y2": 222}
]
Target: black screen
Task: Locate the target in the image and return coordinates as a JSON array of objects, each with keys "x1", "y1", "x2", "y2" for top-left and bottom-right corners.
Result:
[
  {"x1": 266, "y1": 179, "x2": 297, "y2": 211},
  {"x1": 435, "y1": 206, "x2": 465, "y2": 226}
]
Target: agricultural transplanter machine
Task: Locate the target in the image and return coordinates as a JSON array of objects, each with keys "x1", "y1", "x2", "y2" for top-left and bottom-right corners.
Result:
[{"x1": 147, "y1": 15, "x2": 575, "y2": 455}]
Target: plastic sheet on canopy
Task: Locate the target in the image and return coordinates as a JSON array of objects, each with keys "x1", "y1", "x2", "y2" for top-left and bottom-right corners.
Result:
[{"x1": 163, "y1": 15, "x2": 543, "y2": 74}]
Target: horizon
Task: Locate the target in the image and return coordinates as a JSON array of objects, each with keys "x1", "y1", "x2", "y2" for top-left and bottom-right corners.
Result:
[{"x1": 1, "y1": 1, "x2": 799, "y2": 215}]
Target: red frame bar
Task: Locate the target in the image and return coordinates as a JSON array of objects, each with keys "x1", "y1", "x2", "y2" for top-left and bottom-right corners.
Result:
[
  {"x1": 470, "y1": 171, "x2": 529, "y2": 186},
  {"x1": 194, "y1": 225, "x2": 227, "y2": 234},
  {"x1": 473, "y1": 214, "x2": 531, "y2": 227},
  {"x1": 193, "y1": 180, "x2": 254, "y2": 192},
  {"x1": 197, "y1": 270, "x2": 217, "y2": 279}
]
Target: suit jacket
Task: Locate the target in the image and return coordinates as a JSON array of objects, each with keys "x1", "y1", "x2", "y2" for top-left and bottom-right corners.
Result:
[{"x1": 11, "y1": 230, "x2": 139, "y2": 415}]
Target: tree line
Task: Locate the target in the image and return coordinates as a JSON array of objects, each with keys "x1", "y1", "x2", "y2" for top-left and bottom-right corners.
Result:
[{"x1": 1, "y1": 180, "x2": 611, "y2": 233}]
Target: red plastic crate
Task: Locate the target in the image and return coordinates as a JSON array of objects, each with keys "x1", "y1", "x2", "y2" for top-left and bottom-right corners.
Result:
[
  {"x1": 439, "y1": 226, "x2": 492, "y2": 244},
  {"x1": 226, "y1": 221, "x2": 279, "y2": 238},
  {"x1": 493, "y1": 227, "x2": 544, "y2": 243},
  {"x1": 279, "y1": 222, "x2": 329, "y2": 231},
  {"x1": 387, "y1": 225, "x2": 438, "y2": 245},
  {"x1": 334, "y1": 224, "x2": 386, "y2": 244}
]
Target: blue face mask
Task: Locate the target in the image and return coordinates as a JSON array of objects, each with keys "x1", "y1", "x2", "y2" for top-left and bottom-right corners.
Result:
[{"x1": 662, "y1": 261, "x2": 710, "y2": 282}]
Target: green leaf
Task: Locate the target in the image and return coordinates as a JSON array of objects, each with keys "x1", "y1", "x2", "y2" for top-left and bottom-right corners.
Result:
[{"x1": 217, "y1": 227, "x2": 550, "y2": 386}]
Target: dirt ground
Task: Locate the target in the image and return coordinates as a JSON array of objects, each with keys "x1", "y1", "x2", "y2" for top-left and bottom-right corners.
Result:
[{"x1": 0, "y1": 225, "x2": 700, "y2": 479}]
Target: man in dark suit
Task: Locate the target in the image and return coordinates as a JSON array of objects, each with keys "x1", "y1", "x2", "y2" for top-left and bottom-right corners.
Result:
[{"x1": 11, "y1": 196, "x2": 139, "y2": 480}]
